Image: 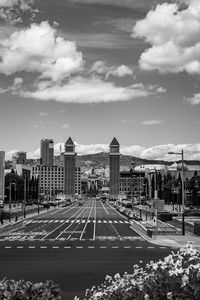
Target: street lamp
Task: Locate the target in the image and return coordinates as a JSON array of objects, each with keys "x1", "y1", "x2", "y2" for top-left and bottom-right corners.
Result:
[
  {"x1": 168, "y1": 150, "x2": 185, "y2": 235},
  {"x1": 194, "y1": 178, "x2": 199, "y2": 210}
]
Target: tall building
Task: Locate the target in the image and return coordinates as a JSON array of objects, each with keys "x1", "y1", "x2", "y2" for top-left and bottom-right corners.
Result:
[
  {"x1": 63, "y1": 137, "x2": 76, "y2": 199},
  {"x1": 12, "y1": 151, "x2": 27, "y2": 168},
  {"x1": 0, "y1": 151, "x2": 5, "y2": 202},
  {"x1": 40, "y1": 139, "x2": 54, "y2": 165},
  {"x1": 109, "y1": 137, "x2": 120, "y2": 199},
  {"x1": 32, "y1": 165, "x2": 81, "y2": 197}
]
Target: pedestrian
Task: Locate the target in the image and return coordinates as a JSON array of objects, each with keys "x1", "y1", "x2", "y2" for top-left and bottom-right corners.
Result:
[{"x1": 15, "y1": 212, "x2": 18, "y2": 222}]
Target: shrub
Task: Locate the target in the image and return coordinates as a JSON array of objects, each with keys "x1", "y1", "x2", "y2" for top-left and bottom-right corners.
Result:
[
  {"x1": 0, "y1": 278, "x2": 61, "y2": 299},
  {"x1": 77, "y1": 243, "x2": 200, "y2": 300}
]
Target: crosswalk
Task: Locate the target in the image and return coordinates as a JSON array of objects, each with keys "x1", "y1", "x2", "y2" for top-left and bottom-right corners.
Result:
[{"x1": 23, "y1": 219, "x2": 130, "y2": 225}]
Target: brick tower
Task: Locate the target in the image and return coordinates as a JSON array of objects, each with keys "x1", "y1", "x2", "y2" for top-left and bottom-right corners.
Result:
[{"x1": 109, "y1": 137, "x2": 120, "y2": 199}]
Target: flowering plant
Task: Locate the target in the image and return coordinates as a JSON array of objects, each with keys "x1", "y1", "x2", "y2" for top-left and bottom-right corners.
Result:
[
  {"x1": 0, "y1": 278, "x2": 61, "y2": 299},
  {"x1": 79, "y1": 243, "x2": 200, "y2": 300}
]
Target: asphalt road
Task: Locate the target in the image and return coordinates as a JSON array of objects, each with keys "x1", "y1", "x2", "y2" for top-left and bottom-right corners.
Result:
[{"x1": 0, "y1": 199, "x2": 172, "y2": 299}]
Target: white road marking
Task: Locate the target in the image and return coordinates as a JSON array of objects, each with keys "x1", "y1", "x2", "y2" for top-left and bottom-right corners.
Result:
[
  {"x1": 88, "y1": 246, "x2": 95, "y2": 249},
  {"x1": 101, "y1": 201, "x2": 109, "y2": 215},
  {"x1": 100, "y1": 246, "x2": 107, "y2": 249},
  {"x1": 124, "y1": 246, "x2": 131, "y2": 249},
  {"x1": 148, "y1": 246, "x2": 154, "y2": 249},
  {"x1": 28, "y1": 246, "x2": 35, "y2": 249},
  {"x1": 5, "y1": 246, "x2": 12, "y2": 248},
  {"x1": 16, "y1": 246, "x2": 24, "y2": 248},
  {"x1": 76, "y1": 246, "x2": 83, "y2": 249},
  {"x1": 136, "y1": 246, "x2": 143, "y2": 248},
  {"x1": 52, "y1": 246, "x2": 59, "y2": 249},
  {"x1": 93, "y1": 198, "x2": 96, "y2": 240},
  {"x1": 40, "y1": 246, "x2": 47, "y2": 248},
  {"x1": 112, "y1": 246, "x2": 119, "y2": 249},
  {"x1": 64, "y1": 246, "x2": 71, "y2": 249}
]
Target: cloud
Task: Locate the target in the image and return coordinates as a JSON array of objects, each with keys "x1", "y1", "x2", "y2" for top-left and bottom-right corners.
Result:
[
  {"x1": 7, "y1": 142, "x2": 200, "y2": 161},
  {"x1": 141, "y1": 119, "x2": 165, "y2": 125},
  {"x1": 38, "y1": 111, "x2": 47, "y2": 117},
  {"x1": 21, "y1": 76, "x2": 162, "y2": 104},
  {"x1": 186, "y1": 93, "x2": 200, "y2": 105},
  {"x1": 0, "y1": 21, "x2": 84, "y2": 81},
  {"x1": 62, "y1": 123, "x2": 70, "y2": 129},
  {"x1": 68, "y1": 0, "x2": 165, "y2": 10},
  {"x1": 133, "y1": 0, "x2": 200, "y2": 74},
  {"x1": 91, "y1": 61, "x2": 133, "y2": 79},
  {"x1": 0, "y1": 0, "x2": 36, "y2": 24}
]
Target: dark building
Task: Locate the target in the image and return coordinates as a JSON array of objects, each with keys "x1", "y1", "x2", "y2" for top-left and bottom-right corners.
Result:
[
  {"x1": 63, "y1": 137, "x2": 76, "y2": 199},
  {"x1": 109, "y1": 137, "x2": 120, "y2": 199},
  {"x1": 12, "y1": 151, "x2": 27, "y2": 168},
  {"x1": 40, "y1": 139, "x2": 54, "y2": 165}
]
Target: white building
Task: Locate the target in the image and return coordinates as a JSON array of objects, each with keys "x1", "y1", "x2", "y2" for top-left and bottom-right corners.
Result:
[
  {"x1": 32, "y1": 165, "x2": 81, "y2": 197},
  {"x1": 0, "y1": 151, "x2": 5, "y2": 202}
]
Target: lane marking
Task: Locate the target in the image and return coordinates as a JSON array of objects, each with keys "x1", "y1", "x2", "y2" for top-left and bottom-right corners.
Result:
[
  {"x1": 100, "y1": 246, "x2": 107, "y2": 249},
  {"x1": 28, "y1": 246, "x2": 35, "y2": 249},
  {"x1": 124, "y1": 246, "x2": 131, "y2": 249},
  {"x1": 5, "y1": 246, "x2": 12, "y2": 248},
  {"x1": 76, "y1": 246, "x2": 83, "y2": 249},
  {"x1": 64, "y1": 246, "x2": 71, "y2": 249},
  {"x1": 93, "y1": 198, "x2": 96, "y2": 241},
  {"x1": 136, "y1": 246, "x2": 143, "y2": 248},
  {"x1": 52, "y1": 246, "x2": 59, "y2": 249},
  {"x1": 16, "y1": 246, "x2": 24, "y2": 249},
  {"x1": 40, "y1": 246, "x2": 47, "y2": 248},
  {"x1": 112, "y1": 246, "x2": 119, "y2": 249},
  {"x1": 88, "y1": 246, "x2": 95, "y2": 249},
  {"x1": 101, "y1": 201, "x2": 109, "y2": 215},
  {"x1": 147, "y1": 246, "x2": 154, "y2": 249}
]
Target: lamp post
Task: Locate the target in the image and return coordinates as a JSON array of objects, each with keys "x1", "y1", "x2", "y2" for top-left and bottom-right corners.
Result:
[
  {"x1": 168, "y1": 150, "x2": 185, "y2": 235},
  {"x1": 194, "y1": 179, "x2": 199, "y2": 210}
]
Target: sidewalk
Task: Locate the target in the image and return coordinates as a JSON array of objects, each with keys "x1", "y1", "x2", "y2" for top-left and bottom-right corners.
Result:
[
  {"x1": 134, "y1": 204, "x2": 200, "y2": 249},
  {"x1": 0, "y1": 205, "x2": 55, "y2": 230}
]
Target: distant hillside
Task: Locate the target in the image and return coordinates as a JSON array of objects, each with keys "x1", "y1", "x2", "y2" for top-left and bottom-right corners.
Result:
[
  {"x1": 75, "y1": 152, "x2": 200, "y2": 169},
  {"x1": 6, "y1": 152, "x2": 199, "y2": 169}
]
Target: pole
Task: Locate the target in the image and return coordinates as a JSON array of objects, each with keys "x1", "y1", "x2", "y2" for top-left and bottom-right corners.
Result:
[
  {"x1": 181, "y1": 149, "x2": 185, "y2": 235},
  {"x1": 24, "y1": 173, "x2": 26, "y2": 218},
  {"x1": 37, "y1": 176, "x2": 40, "y2": 214},
  {"x1": 9, "y1": 181, "x2": 11, "y2": 223}
]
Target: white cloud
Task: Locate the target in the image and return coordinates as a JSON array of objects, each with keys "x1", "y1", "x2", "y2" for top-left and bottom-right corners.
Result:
[
  {"x1": 0, "y1": 0, "x2": 34, "y2": 9},
  {"x1": 38, "y1": 111, "x2": 47, "y2": 117},
  {"x1": 186, "y1": 93, "x2": 200, "y2": 105},
  {"x1": 9, "y1": 142, "x2": 199, "y2": 161},
  {"x1": 91, "y1": 60, "x2": 133, "y2": 79},
  {"x1": 141, "y1": 119, "x2": 165, "y2": 125},
  {"x1": 21, "y1": 76, "x2": 161, "y2": 104},
  {"x1": 0, "y1": 21, "x2": 84, "y2": 81},
  {"x1": 62, "y1": 123, "x2": 70, "y2": 129},
  {"x1": 133, "y1": 0, "x2": 200, "y2": 74}
]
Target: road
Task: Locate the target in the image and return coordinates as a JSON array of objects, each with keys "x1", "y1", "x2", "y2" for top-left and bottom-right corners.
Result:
[{"x1": 0, "y1": 199, "x2": 172, "y2": 299}]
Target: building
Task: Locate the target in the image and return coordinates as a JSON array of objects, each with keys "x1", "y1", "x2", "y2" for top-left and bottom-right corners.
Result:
[
  {"x1": 12, "y1": 151, "x2": 27, "y2": 168},
  {"x1": 63, "y1": 137, "x2": 76, "y2": 199},
  {"x1": 109, "y1": 137, "x2": 120, "y2": 199},
  {"x1": 0, "y1": 151, "x2": 5, "y2": 203},
  {"x1": 32, "y1": 165, "x2": 81, "y2": 197},
  {"x1": 120, "y1": 170, "x2": 146, "y2": 201},
  {"x1": 40, "y1": 139, "x2": 54, "y2": 165}
]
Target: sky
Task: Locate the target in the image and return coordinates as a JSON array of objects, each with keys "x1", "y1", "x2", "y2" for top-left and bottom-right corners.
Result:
[{"x1": 0, "y1": 0, "x2": 200, "y2": 162}]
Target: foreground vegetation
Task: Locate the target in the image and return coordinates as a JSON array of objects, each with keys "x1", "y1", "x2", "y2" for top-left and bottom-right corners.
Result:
[
  {"x1": 77, "y1": 243, "x2": 200, "y2": 300},
  {"x1": 1, "y1": 243, "x2": 199, "y2": 299}
]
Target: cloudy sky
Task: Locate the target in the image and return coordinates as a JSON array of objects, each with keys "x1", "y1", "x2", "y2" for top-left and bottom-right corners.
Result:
[{"x1": 0, "y1": 0, "x2": 200, "y2": 161}]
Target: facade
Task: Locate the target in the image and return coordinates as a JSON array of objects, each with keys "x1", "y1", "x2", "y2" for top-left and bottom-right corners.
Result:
[
  {"x1": 32, "y1": 165, "x2": 81, "y2": 197},
  {"x1": 12, "y1": 151, "x2": 27, "y2": 168},
  {"x1": 63, "y1": 137, "x2": 76, "y2": 198},
  {"x1": 0, "y1": 151, "x2": 5, "y2": 202},
  {"x1": 109, "y1": 137, "x2": 120, "y2": 199},
  {"x1": 40, "y1": 139, "x2": 54, "y2": 165},
  {"x1": 120, "y1": 170, "x2": 145, "y2": 200}
]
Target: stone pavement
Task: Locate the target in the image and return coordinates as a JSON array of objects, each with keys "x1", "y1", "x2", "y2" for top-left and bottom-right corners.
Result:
[{"x1": 135, "y1": 204, "x2": 200, "y2": 249}]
